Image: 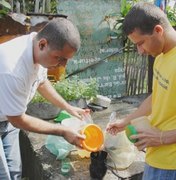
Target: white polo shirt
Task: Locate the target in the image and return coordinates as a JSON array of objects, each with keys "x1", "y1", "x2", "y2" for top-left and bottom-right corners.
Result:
[{"x1": 0, "y1": 33, "x2": 47, "y2": 121}]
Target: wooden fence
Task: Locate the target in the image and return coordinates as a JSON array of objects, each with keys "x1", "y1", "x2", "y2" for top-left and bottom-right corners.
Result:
[{"x1": 124, "y1": 41, "x2": 149, "y2": 96}]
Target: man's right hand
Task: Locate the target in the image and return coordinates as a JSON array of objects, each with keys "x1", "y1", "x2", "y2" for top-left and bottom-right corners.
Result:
[
  {"x1": 61, "y1": 126, "x2": 85, "y2": 148},
  {"x1": 106, "y1": 118, "x2": 128, "y2": 135}
]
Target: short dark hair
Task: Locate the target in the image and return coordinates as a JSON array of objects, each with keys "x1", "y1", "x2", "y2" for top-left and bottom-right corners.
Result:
[
  {"x1": 36, "y1": 18, "x2": 80, "y2": 51},
  {"x1": 122, "y1": 2, "x2": 170, "y2": 35}
]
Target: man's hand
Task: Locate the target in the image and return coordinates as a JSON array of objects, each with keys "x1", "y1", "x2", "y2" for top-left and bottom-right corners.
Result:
[
  {"x1": 8, "y1": 114, "x2": 86, "y2": 148},
  {"x1": 106, "y1": 118, "x2": 128, "y2": 135},
  {"x1": 66, "y1": 106, "x2": 90, "y2": 120},
  {"x1": 130, "y1": 128, "x2": 161, "y2": 151},
  {"x1": 61, "y1": 126, "x2": 86, "y2": 148}
]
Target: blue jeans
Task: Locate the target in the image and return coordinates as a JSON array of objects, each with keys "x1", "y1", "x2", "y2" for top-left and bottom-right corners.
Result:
[
  {"x1": 143, "y1": 163, "x2": 176, "y2": 180},
  {"x1": 0, "y1": 121, "x2": 22, "y2": 180}
]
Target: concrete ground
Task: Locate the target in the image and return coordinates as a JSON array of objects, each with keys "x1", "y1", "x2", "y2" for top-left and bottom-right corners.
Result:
[{"x1": 20, "y1": 94, "x2": 149, "y2": 180}]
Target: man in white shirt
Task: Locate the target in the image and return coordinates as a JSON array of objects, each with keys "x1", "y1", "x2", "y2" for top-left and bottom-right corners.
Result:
[{"x1": 0, "y1": 18, "x2": 87, "y2": 180}]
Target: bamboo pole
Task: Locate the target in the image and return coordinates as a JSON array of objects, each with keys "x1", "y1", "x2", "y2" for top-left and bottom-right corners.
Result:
[
  {"x1": 35, "y1": 0, "x2": 40, "y2": 13},
  {"x1": 46, "y1": 0, "x2": 51, "y2": 13},
  {"x1": 42, "y1": 0, "x2": 46, "y2": 13},
  {"x1": 9, "y1": 0, "x2": 14, "y2": 12}
]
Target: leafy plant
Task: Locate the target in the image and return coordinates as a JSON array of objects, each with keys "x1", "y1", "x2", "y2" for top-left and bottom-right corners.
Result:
[
  {"x1": 0, "y1": 0, "x2": 11, "y2": 18},
  {"x1": 30, "y1": 92, "x2": 48, "y2": 103},
  {"x1": 103, "y1": 0, "x2": 176, "y2": 46},
  {"x1": 103, "y1": 0, "x2": 139, "y2": 40},
  {"x1": 50, "y1": 0, "x2": 57, "y2": 14},
  {"x1": 31, "y1": 77, "x2": 98, "y2": 103},
  {"x1": 107, "y1": 0, "x2": 176, "y2": 36},
  {"x1": 166, "y1": 5, "x2": 176, "y2": 27},
  {"x1": 54, "y1": 77, "x2": 98, "y2": 101}
]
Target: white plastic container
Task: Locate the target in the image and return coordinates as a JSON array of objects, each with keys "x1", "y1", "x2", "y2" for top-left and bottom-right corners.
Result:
[
  {"x1": 92, "y1": 95, "x2": 111, "y2": 108},
  {"x1": 61, "y1": 115, "x2": 92, "y2": 158},
  {"x1": 61, "y1": 117, "x2": 82, "y2": 132}
]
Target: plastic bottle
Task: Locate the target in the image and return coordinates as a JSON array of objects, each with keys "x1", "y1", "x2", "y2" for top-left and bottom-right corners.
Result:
[
  {"x1": 125, "y1": 124, "x2": 138, "y2": 143},
  {"x1": 125, "y1": 116, "x2": 157, "y2": 143},
  {"x1": 78, "y1": 113, "x2": 104, "y2": 157},
  {"x1": 61, "y1": 115, "x2": 91, "y2": 158},
  {"x1": 104, "y1": 111, "x2": 118, "y2": 149},
  {"x1": 61, "y1": 158, "x2": 71, "y2": 176}
]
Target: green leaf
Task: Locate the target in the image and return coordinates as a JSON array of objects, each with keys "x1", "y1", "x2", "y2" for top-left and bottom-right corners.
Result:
[
  {"x1": 54, "y1": 77, "x2": 98, "y2": 101},
  {"x1": 120, "y1": 0, "x2": 127, "y2": 15},
  {"x1": 0, "y1": 0, "x2": 11, "y2": 9},
  {"x1": 114, "y1": 22, "x2": 123, "y2": 30}
]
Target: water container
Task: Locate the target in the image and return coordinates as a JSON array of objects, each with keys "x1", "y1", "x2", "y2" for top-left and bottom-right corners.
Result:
[
  {"x1": 61, "y1": 116, "x2": 91, "y2": 158},
  {"x1": 80, "y1": 124, "x2": 104, "y2": 152},
  {"x1": 80, "y1": 113, "x2": 104, "y2": 153},
  {"x1": 61, "y1": 113, "x2": 104, "y2": 158},
  {"x1": 61, "y1": 158, "x2": 71, "y2": 176},
  {"x1": 125, "y1": 116, "x2": 155, "y2": 143}
]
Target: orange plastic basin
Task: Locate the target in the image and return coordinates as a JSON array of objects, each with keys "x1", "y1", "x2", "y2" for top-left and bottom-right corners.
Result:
[{"x1": 81, "y1": 124, "x2": 104, "y2": 152}]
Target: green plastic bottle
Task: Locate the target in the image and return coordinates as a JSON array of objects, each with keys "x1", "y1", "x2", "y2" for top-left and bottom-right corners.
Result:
[{"x1": 125, "y1": 125, "x2": 138, "y2": 143}]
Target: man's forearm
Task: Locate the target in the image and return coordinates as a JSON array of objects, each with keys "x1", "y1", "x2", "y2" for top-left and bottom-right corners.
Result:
[
  {"x1": 7, "y1": 113, "x2": 66, "y2": 136},
  {"x1": 37, "y1": 79, "x2": 71, "y2": 110},
  {"x1": 124, "y1": 94, "x2": 152, "y2": 123},
  {"x1": 162, "y1": 129, "x2": 176, "y2": 145}
]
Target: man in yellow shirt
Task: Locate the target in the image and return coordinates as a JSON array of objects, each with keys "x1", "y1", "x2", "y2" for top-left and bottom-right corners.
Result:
[{"x1": 107, "y1": 2, "x2": 176, "y2": 180}]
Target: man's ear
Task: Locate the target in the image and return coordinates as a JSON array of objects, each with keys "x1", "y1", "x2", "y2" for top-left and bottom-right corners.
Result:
[
  {"x1": 154, "y1": 25, "x2": 163, "y2": 36},
  {"x1": 39, "y1": 38, "x2": 47, "y2": 50}
]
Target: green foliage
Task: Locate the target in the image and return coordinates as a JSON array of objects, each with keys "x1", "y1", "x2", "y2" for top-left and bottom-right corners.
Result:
[
  {"x1": 104, "y1": 0, "x2": 176, "y2": 41},
  {"x1": 166, "y1": 6, "x2": 176, "y2": 27},
  {"x1": 54, "y1": 77, "x2": 98, "y2": 101},
  {"x1": 25, "y1": 0, "x2": 58, "y2": 14},
  {"x1": 0, "y1": 0, "x2": 11, "y2": 18},
  {"x1": 31, "y1": 77, "x2": 98, "y2": 103},
  {"x1": 0, "y1": 0, "x2": 11, "y2": 9},
  {"x1": 103, "y1": 0, "x2": 139, "y2": 40},
  {"x1": 120, "y1": 0, "x2": 134, "y2": 17},
  {"x1": 50, "y1": 0, "x2": 57, "y2": 14},
  {"x1": 30, "y1": 92, "x2": 48, "y2": 103}
]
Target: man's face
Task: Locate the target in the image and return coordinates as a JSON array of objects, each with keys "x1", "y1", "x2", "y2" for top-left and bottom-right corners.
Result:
[
  {"x1": 128, "y1": 26, "x2": 164, "y2": 57},
  {"x1": 38, "y1": 42, "x2": 76, "y2": 69}
]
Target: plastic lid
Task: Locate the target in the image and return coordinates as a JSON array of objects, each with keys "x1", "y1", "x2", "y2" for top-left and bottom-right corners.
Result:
[
  {"x1": 54, "y1": 111, "x2": 72, "y2": 123},
  {"x1": 81, "y1": 124, "x2": 104, "y2": 152},
  {"x1": 61, "y1": 117, "x2": 82, "y2": 131},
  {"x1": 125, "y1": 125, "x2": 138, "y2": 143}
]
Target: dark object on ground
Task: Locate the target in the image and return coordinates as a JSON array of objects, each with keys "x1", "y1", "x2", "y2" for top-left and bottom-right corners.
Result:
[
  {"x1": 88, "y1": 103, "x2": 107, "y2": 112},
  {"x1": 89, "y1": 151, "x2": 108, "y2": 180}
]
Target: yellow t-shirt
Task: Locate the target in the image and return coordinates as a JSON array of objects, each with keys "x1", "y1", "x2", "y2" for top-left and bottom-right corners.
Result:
[{"x1": 146, "y1": 46, "x2": 176, "y2": 169}]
